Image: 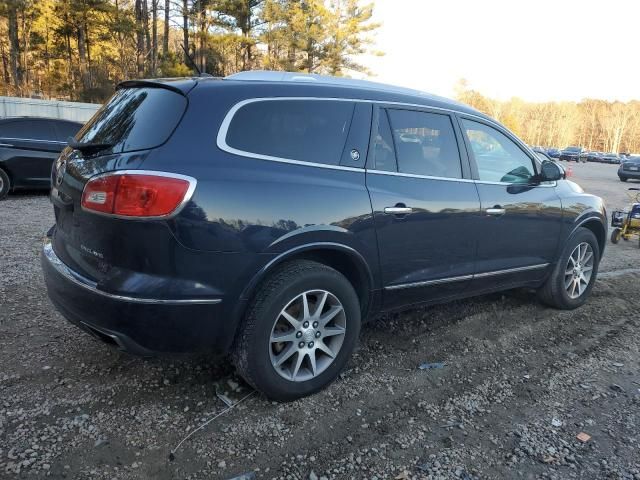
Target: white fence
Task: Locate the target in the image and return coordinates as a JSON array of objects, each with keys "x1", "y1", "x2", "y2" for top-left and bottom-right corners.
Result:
[{"x1": 0, "y1": 96, "x2": 101, "y2": 123}]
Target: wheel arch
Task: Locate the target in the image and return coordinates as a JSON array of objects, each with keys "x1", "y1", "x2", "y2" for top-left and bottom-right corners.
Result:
[
  {"x1": 239, "y1": 242, "x2": 374, "y2": 321},
  {"x1": 572, "y1": 216, "x2": 606, "y2": 257}
]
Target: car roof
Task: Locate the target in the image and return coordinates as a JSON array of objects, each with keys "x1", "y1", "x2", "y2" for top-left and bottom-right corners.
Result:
[{"x1": 122, "y1": 71, "x2": 492, "y2": 121}]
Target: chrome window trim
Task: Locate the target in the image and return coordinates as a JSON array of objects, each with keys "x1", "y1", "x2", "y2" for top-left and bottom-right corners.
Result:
[
  {"x1": 384, "y1": 263, "x2": 549, "y2": 290},
  {"x1": 216, "y1": 97, "x2": 557, "y2": 188},
  {"x1": 367, "y1": 168, "x2": 556, "y2": 187},
  {"x1": 216, "y1": 96, "x2": 495, "y2": 173},
  {"x1": 43, "y1": 240, "x2": 222, "y2": 305},
  {"x1": 367, "y1": 169, "x2": 475, "y2": 183},
  {"x1": 80, "y1": 169, "x2": 198, "y2": 220}
]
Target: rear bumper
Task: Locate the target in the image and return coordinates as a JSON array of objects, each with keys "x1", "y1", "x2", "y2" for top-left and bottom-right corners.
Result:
[{"x1": 42, "y1": 238, "x2": 235, "y2": 355}]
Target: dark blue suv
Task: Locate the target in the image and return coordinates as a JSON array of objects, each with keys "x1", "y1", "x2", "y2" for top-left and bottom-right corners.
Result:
[{"x1": 42, "y1": 72, "x2": 607, "y2": 400}]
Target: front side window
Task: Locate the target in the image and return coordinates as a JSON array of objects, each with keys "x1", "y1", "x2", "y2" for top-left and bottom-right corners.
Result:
[
  {"x1": 387, "y1": 109, "x2": 462, "y2": 179},
  {"x1": 462, "y1": 119, "x2": 535, "y2": 184},
  {"x1": 225, "y1": 100, "x2": 355, "y2": 166}
]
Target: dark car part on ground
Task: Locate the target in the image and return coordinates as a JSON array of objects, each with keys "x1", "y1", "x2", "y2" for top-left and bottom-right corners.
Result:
[{"x1": 41, "y1": 71, "x2": 607, "y2": 400}]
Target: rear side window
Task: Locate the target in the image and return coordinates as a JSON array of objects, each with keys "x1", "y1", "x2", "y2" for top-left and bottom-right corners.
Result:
[
  {"x1": 225, "y1": 100, "x2": 355, "y2": 166},
  {"x1": 0, "y1": 119, "x2": 57, "y2": 141},
  {"x1": 75, "y1": 87, "x2": 186, "y2": 153},
  {"x1": 387, "y1": 109, "x2": 462, "y2": 179}
]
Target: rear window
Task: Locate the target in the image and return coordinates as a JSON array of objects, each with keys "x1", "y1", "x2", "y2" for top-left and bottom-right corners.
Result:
[
  {"x1": 75, "y1": 87, "x2": 186, "y2": 153},
  {"x1": 225, "y1": 100, "x2": 355, "y2": 166}
]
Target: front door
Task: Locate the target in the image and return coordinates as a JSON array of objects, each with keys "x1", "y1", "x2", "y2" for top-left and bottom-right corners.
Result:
[
  {"x1": 366, "y1": 106, "x2": 481, "y2": 310},
  {"x1": 458, "y1": 116, "x2": 563, "y2": 290}
]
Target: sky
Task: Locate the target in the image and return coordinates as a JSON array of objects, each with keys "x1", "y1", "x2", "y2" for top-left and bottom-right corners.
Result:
[{"x1": 358, "y1": 0, "x2": 639, "y2": 103}]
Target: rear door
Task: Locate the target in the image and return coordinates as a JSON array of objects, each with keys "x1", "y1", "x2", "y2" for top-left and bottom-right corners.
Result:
[
  {"x1": 458, "y1": 116, "x2": 562, "y2": 290},
  {"x1": 0, "y1": 119, "x2": 63, "y2": 188},
  {"x1": 366, "y1": 105, "x2": 481, "y2": 310}
]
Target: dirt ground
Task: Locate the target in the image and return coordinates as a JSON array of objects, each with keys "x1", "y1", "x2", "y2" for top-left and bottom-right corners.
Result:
[{"x1": 1, "y1": 162, "x2": 640, "y2": 480}]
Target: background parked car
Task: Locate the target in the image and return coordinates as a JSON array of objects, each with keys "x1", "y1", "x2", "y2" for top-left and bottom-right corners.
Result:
[
  {"x1": 0, "y1": 117, "x2": 83, "y2": 199},
  {"x1": 584, "y1": 151, "x2": 603, "y2": 162},
  {"x1": 602, "y1": 153, "x2": 623, "y2": 164},
  {"x1": 618, "y1": 156, "x2": 640, "y2": 181},
  {"x1": 559, "y1": 146, "x2": 585, "y2": 162},
  {"x1": 546, "y1": 148, "x2": 561, "y2": 158}
]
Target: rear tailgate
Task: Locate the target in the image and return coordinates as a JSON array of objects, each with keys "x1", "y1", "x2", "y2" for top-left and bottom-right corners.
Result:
[{"x1": 51, "y1": 82, "x2": 192, "y2": 283}]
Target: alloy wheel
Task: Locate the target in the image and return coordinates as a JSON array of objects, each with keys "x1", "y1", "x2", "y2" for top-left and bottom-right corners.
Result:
[
  {"x1": 269, "y1": 290, "x2": 346, "y2": 382},
  {"x1": 564, "y1": 242, "x2": 594, "y2": 299}
]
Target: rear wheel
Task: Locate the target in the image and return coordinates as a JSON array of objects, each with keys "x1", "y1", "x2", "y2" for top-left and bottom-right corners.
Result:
[
  {"x1": 0, "y1": 168, "x2": 10, "y2": 200},
  {"x1": 611, "y1": 228, "x2": 622, "y2": 244},
  {"x1": 232, "y1": 260, "x2": 361, "y2": 401},
  {"x1": 538, "y1": 227, "x2": 600, "y2": 309},
  {"x1": 620, "y1": 176, "x2": 628, "y2": 182}
]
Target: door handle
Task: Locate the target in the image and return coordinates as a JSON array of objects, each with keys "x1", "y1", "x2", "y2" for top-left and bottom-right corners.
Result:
[
  {"x1": 384, "y1": 206, "x2": 413, "y2": 215},
  {"x1": 486, "y1": 207, "x2": 506, "y2": 216}
]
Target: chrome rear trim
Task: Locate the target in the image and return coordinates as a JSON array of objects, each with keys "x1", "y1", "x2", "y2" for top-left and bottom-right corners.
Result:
[{"x1": 43, "y1": 239, "x2": 222, "y2": 305}]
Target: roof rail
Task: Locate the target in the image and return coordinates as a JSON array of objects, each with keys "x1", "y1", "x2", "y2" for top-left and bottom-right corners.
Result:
[{"x1": 225, "y1": 70, "x2": 446, "y2": 100}]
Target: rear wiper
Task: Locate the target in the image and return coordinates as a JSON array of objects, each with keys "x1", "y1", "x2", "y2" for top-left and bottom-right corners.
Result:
[{"x1": 67, "y1": 137, "x2": 114, "y2": 155}]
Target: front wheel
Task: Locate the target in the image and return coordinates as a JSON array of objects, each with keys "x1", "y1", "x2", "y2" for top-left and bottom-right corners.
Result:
[
  {"x1": 538, "y1": 227, "x2": 600, "y2": 309},
  {"x1": 619, "y1": 177, "x2": 628, "y2": 182},
  {"x1": 232, "y1": 260, "x2": 361, "y2": 401}
]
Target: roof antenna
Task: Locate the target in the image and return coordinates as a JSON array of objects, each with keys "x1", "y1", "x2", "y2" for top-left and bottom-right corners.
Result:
[{"x1": 181, "y1": 43, "x2": 201, "y2": 75}]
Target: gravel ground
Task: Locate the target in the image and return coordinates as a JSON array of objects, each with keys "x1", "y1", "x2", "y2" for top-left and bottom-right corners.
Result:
[{"x1": 1, "y1": 162, "x2": 640, "y2": 480}]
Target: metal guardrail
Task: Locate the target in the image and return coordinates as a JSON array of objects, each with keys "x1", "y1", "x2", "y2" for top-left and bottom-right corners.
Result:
[{"x1": 0, "y1": 96, "x2": 101, "y2": 123}]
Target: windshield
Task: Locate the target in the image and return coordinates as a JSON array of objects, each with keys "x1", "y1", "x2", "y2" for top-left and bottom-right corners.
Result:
[
  {"x1": 565, "y1": 146, "x2": 581, "y2": 152},
  {"x1": 75, "y1": 87, "x2": 187, "y2": 153}
]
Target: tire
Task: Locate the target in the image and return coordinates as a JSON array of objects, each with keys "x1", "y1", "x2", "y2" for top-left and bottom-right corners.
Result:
[
  {"x1": 620, "y1": 177, "x2": 628, "y2": 182},
  {"x1": 231, "y1": 260, "x2": 361, "y2": 401},
  {"x1": 0, "y1": 168, "x2": 10, "y2": 200},
  {"x1": 538, "y1": 227, "x2": 600, "y2": 310},
  {"x1": 611, "y1": 228, "x2": 621, "y2": 244}
]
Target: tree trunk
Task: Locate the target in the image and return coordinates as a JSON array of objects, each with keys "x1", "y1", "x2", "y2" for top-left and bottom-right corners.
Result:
[
  {"x1": 151, "y1": 0, "x2": 158, "y2": 75},
  {"x1": 135, "y1": 0, "x2": 145, "y2": 76},
  {"x1": 8, "y1": 2, "x2": 22, "y2": 93},
  {"x1": 0, "y1": 41, "x2": 10, "y2": 94},
  {"x1": 77, "y1": 25, "x2": 90, "y2": 91},
  {"x1": 182, "y1": 0, "x2": 189, "y2": 64},
  {"x1": 144, "y1": 0, "x2": 151, "y2": 60},
  {"x1": 163, "y1": 0, "x2": 170, "y2": 56},
  {"x1": 198, "y1": 0, "x2": 205, "y2": 72}
]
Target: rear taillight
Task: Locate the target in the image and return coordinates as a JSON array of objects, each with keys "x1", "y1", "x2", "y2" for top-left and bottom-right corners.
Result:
[{"x1": 81, "y1": 171, "x2": 195, "y2": 218}]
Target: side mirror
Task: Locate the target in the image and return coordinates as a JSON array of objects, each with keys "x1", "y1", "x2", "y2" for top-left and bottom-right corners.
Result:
[{"x1": 540, "y1": 160, "x2": 564, "y2": 182}]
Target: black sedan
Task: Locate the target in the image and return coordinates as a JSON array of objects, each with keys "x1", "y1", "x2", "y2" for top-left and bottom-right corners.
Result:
[
  {"x1": 619, "y1": 156, "x2": 640, "y2": 181},
  {"x1": 559, "y1": 146, "x2": 585, "y2": 162},
  {"x1": 0, "y1": 117, "x2": 83, "y2": 199},
  {"x1": 601, "y1": 153, "x2": 623, "y2": 164}
]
